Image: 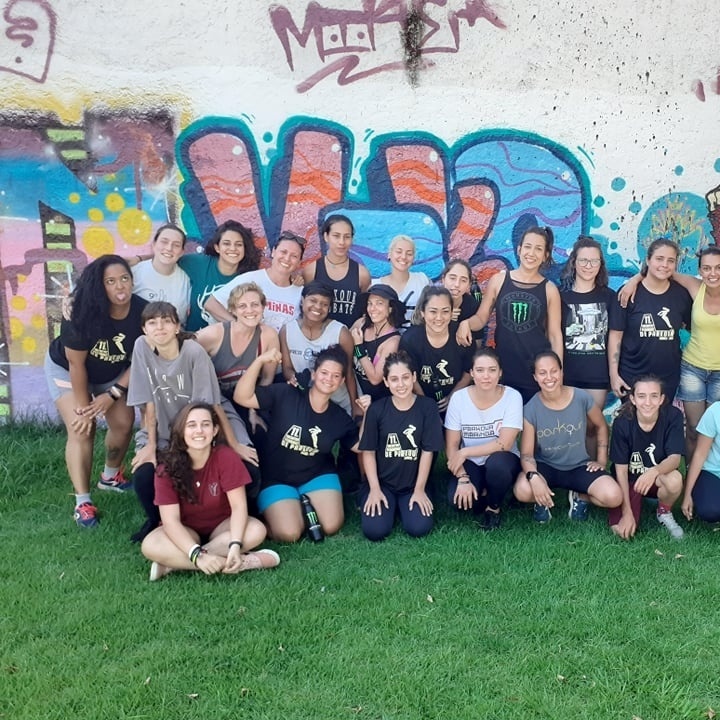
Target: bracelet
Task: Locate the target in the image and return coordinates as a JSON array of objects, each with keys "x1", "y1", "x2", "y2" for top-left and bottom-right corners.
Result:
[
  {"x1": 228, "y1": 540, "x2": 243, "y2": 550},
  {"x1": 457, "y1": 479, "x2": 471, "y2": 485},
  {"x1": 113, "y1": 383, "x2": 128, "y2": 396},
  {"x1": 106, "y1": 389, "x2": 118, "y2": 401},
  {"x1": 354, "y1": 345, "x2": 367, "y2": 360},
  {"x1": 189, "y1": 544, "x2": 203, "y2": 565}
]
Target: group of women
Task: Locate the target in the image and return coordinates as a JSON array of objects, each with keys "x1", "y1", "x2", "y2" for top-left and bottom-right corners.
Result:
[{"x1": 44, "y1": 214, "x2": 720, "y2": 581}]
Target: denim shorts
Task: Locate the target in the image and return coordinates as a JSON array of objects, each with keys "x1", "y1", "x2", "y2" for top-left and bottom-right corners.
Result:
[
  {"x1": 44, "y1": 352, "x2": 120, "y2": 403},
  {"x1": 677, "y1": 359, "x2": 720, "y2": 404}
]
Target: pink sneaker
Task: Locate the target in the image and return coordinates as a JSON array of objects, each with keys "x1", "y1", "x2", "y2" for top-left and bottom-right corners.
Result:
[{"x1": 241, "y1": 549, "x2": 281, "y2": 571}]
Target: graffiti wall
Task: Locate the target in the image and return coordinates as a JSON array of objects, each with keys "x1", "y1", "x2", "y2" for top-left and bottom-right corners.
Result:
[{"x1": 1, "y1": 0, "x2": 719, "y2": 418}]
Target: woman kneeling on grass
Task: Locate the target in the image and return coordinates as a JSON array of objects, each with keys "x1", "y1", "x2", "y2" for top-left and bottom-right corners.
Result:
[
  {"x1": 608, "y1": 376, "x2": 685, "y2": 540},
  {"x1": 514, "y1": 351, "x2": 622, "y2": 523},
  {"x1": 682, "y1": 400, "x2": 720, "y2": 524},
  {"x1": 444, "y1": 347, "x2": 523, "y2": 531},
  {"x1": 141, "y1": 403, "x2": 279, "y2": 581},
  {"x1": 358, "y1": 351, "x2": 444, "y2": 541},
  {"x1": 234, "y1": 345, "x2": 360, "y2": 542}
]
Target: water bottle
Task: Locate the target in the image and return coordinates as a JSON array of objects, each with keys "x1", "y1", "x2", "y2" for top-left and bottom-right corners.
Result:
[{"x1": 300, "y1": 494, "x2": 324, "y2": 543}]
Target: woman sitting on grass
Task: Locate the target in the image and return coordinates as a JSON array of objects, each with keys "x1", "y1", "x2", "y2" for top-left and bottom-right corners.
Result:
[
  {"x1": 445, "y1": 347, "x2": 523, "y2": 531},
  {"x1": 358, "y1": 351, "x2": 444, "y2": 541},
  {"x1": 608, "y1": 376, "x2": 685, "y2": 540},
  {"x1": 234, "y1": 345, "x2": 360, "y2": 542},
  {"x1": 141, "y1": 403, "x2": 279, "y2": 581},
  {"x1": 514, "y1": 351, "x2": 622, "y2": 523}
]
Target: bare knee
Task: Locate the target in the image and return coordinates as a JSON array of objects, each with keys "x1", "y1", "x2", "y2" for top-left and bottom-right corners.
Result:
[
  {"x1": 513, "y1": 477, "x2": 534, "y2": 503},
  {"x1": 589, "y1": 476, "x2": 622, "y2": 508}
]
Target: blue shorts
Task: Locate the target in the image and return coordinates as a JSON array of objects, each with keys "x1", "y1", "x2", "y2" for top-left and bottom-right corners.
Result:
[
  {"x1": 677, "y1": 359, "x2": 720, "y2": 404},
  {"x1": 536, "y1": 461, "x2": 609, "y2": 494},
  {"x1": 44, "y1": 352, "x2": 121, "y2": 403},
  {"x1": 257, "y1": 473, "x2": 342, "y2": 513}
]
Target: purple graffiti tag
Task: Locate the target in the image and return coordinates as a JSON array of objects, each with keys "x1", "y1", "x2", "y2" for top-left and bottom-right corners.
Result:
[
  {"x1": 692, "y1": 67, "x2": 720, "y2": 102},
  {"x1": 269, "y1": 0, "x2": 504, "y2": 92},
  {"x1": 0, "y1": 0, "x2": 56, "y2": 82}
]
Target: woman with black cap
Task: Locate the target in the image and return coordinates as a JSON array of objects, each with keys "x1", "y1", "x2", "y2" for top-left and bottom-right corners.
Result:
[{"x1": 350, "y1": 284, "x2": 405, "y2": 401}]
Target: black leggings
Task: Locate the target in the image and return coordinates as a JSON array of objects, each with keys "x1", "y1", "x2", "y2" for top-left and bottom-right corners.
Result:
[
  {"x1": 692, "y1": 470, "x2": 720, "y2": 522},
  {"x1": 447, "y1": 451, "x2": 520, "y2": 511},
  {"x1": 357, "y1": 484, "x2": 433, "y2": 541}
]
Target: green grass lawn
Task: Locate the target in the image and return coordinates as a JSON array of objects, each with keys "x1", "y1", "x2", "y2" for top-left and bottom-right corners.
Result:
[{"x1": 2, "y1": 422, "x2": 720, "y2": 719}]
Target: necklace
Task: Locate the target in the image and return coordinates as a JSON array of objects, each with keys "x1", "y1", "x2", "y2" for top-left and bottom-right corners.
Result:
[
  {"x1": 373, "y1": 320, "x2": 388, "y2": 338},
  {"x1": 326, "y1": 255, "x2": 348, "y2": 266}
]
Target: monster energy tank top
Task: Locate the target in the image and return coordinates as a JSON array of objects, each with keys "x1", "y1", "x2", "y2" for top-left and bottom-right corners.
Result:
[{"x1": 494, "y1": 273, "x2": 550, "y2": 396}]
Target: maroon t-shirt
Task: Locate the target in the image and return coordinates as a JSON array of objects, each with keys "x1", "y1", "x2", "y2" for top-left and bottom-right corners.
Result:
[{"x1": 154, "y1": 444, "x2": 250, "y2": 535}]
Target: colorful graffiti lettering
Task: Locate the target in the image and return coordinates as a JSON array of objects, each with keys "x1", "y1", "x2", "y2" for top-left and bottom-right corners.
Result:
[
  {"x1": 1, "y1": 110, "x2": 717, "y2": 420},
  {"x1": 268, "y1": 0, "x2": 506, "y2": 92},
  {"x1": 0, "y1": 0, "x2": 56, "y2": 82}
]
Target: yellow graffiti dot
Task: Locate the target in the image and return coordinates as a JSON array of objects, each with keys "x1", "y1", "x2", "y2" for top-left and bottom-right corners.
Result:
[
  {"x1": 118, "y1": 208, "x2": 153, "y2": 246},
  {"x1": 17, "y1": 274, "x2": 27, "y2": 283},
  {"x1": 88, "y1": 208, "x2": 104, "y2": 222},
  {"x1": 82, "y1": 227, "x2": 115, "y2": 258},
  {"x1": 105, "y1": 193, "x2": 126, "y2": 213},
  {"x1": 9, "y1": 317, "x2": 24, "y2": 340},
  {"x1": 69, "y1": 192, "x2": 81, "y2": 204},
  {"x1": 11, "y1": 295, "x2": 27, "y2": 311},
  {"x1": 22, "y1": 336, "x2": 37, "y2": 354},
  {"x1": 31, "y1": 314, "x2": 46, "y2": 330}
]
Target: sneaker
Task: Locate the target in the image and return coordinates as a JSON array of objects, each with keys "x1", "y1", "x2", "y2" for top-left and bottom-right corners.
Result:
[
  {"x1": 533, "y1": 503, "x2": 552, "y2": 523},
  {"x1": 74, "y1": 502, "x2": 99, "y2": 528},
  {"x1": 97, "y1": 468, "x2": 132, "y2": 493},
  {"x1": 568, "y1": 490, "x2": 590, "y2": 521},
  {"x1": 240, "y1": 549, "x2": 281, "y2": 571},
  {"x1": 657, "y1": 510, "x2": 684, "y2": 540},
  {"x1": 481, "y1": 509, "x2": 502, "y2": 531},
  {"x1": 149, "y1": 562, "x2": 172, "y2": 582}
]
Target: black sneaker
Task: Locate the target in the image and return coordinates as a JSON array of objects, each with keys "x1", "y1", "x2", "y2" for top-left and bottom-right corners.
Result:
[
  {"x1": 481, "y1": 509, "x2": 502, "y2": 531},
  {"x1": 130, "y1": 519, "x2": 158, "y2": 543}
]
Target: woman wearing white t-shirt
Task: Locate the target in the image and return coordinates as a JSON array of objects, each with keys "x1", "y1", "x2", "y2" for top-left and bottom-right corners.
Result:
[{"x1": 444, "y1": 347, "x2": 522, "y2": 530}]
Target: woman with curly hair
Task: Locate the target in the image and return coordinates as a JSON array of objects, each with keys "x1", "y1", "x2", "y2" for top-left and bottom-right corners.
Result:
[
  {"x1": 45, "y1": 255, "x2": 146, "y2": 528},
  {"x1": 179, "y1": 220, "x2": 261, "y2": 331},
  {"x1": 140, "y1": 402, "x2": 279, "y2": 581}
]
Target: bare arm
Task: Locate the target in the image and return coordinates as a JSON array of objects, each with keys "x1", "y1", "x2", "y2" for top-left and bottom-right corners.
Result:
[
  {"x1": 259, "y1": 326, "x2": 280, "y2": 385},
  {"x1": 607, "y1": 329, "x2": 629, "y2": 398},
  {"x1": 301, "y1": 260, "x2": 317, "y2": 284},
  {"x1": 278, "y1": 325, "x2": 296, "y2": 383},
  {"x1": 358, "y1": 264, "x2": 372, "y2": 292},
  {"x1": 194, "y1": 323, "x2": 224, "y2": 357},
  {"x1": 233, "y1": 348, "x2": 282, "y2": 409},
  {"x1": 683, "y1": 432, "x2": 714, "y2": 520},
  {"x1": 611, "y1": 464, "x2": 636, "y2": 539},
  {"x1": 672, "y1": 271, "x2": 701, "y2": 299},
  {"x1": 204, "y1": 295, "x2": 234, "y2": 323},
  {"x1": 545, "y1": 283, "x2": 564, "y2": 363},
  {"x1": 338, "y1": 326, "x2": 359, "y2": 411},
  {"x1": 457, "y1": 272, "x2": 501, "y2": 344},
  {"x1": 586, "y1": 403, "x2": 609, "y2": 466}
]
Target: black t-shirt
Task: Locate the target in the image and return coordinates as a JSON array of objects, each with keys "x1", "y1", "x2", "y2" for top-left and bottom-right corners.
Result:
[
  {"x1": 608, "y1": 281, "x2": 691, "y2": 398},
  {"x1": 561, "y1": 286, "x2": 614, "y2": 389},
  {"x1": 610, "y1": 405, "x2": 685, "y2": 482},
  {"x1": 359, "y1": 395, "x2": 444, "y2": 493},
  {"x1": 255, "y1": 384, "x2": 358, "y2": 488},
  {"x1": 399, "y1": 325, "x2": 473, "y2": 401},
  {"x1": 48, "y1": 295, "x2": 147, "y2": 384}
]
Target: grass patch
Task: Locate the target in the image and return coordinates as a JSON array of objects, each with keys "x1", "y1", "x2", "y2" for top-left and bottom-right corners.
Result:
[{"x1": 2, "y1": 425, "x2": 720, "y2": 719}]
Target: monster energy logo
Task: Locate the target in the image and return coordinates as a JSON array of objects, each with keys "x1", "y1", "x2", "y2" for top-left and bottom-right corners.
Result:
[{"x1": 512, "y1": 302, "x2": 529, "y2": 324}]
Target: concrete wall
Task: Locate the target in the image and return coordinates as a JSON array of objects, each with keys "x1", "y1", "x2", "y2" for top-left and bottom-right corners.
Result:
[{"x1": 1, "y1": 0, "x2": 718, "y2": 418}]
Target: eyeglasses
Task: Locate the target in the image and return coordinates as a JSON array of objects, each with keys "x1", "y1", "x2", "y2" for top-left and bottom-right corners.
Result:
[{"x1": 576, "y1": 258, "x2": 601, "y2": 267}]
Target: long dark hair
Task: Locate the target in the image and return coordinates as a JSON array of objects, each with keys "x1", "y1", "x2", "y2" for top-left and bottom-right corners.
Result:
[
  {"x1": 69, "y1": 254, "x2": 132, "y2": 332},
  {"x1": 519, "y1": 226, "x2": 555, "y2": 270},
  {"x1": 158, "y1": 402, "x2": 227, "y2": 503},
  {"x1": 616, "y1": 374, "x2": 666, "y2": 418},
  {"x1": 560, "y1": 235, "x2": 609, "y2": 290},
  {"x1": 141, "y1": 301, "x2": 196, "y2": 348},
  {"x1": 204, "y1": 219, "x2": 260, "y2": 273}
]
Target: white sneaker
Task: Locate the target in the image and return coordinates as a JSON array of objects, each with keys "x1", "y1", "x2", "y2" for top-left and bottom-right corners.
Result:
[{"x1": 657, "y1": 511, "x2": 684, "y2": 540}]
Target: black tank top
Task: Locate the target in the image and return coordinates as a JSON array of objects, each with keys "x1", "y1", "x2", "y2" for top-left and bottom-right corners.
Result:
[
  {"x1": 314, "y1": 258, "x2": 362, "y2": 326},
  {"x1": 354, "y1": 331, "x2": 401, "y2": 400},
  {"x1": 494, "y1": 273, "x2": 550, "y2": 393}
]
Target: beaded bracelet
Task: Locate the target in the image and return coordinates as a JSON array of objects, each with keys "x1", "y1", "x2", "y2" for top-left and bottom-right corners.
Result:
[{"x1": 228, "y1": 540, "x2": 243, "y2": 550}]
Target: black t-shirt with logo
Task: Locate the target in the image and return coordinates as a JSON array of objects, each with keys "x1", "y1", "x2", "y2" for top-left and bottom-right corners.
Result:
[
  {"x1": 48, "y1": 295, "x2": 146, "y2": 384},
  {"x1": 359, "y1": 395, "x2": 444, "y2": 493},
  {"x1": 608, "y1": 281, "x2": 691, "y2": 399},
  {"x1": 399, "y1": 325, "x2": 473, "y2": 402},
  {"x1": 255, "y1": 384, "x2": 358, "y2": 488}
]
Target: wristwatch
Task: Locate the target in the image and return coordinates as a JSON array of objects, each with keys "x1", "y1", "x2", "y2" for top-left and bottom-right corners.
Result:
[{"x1": 526, "y1": 471, "x2": 539, "y2": 481}]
